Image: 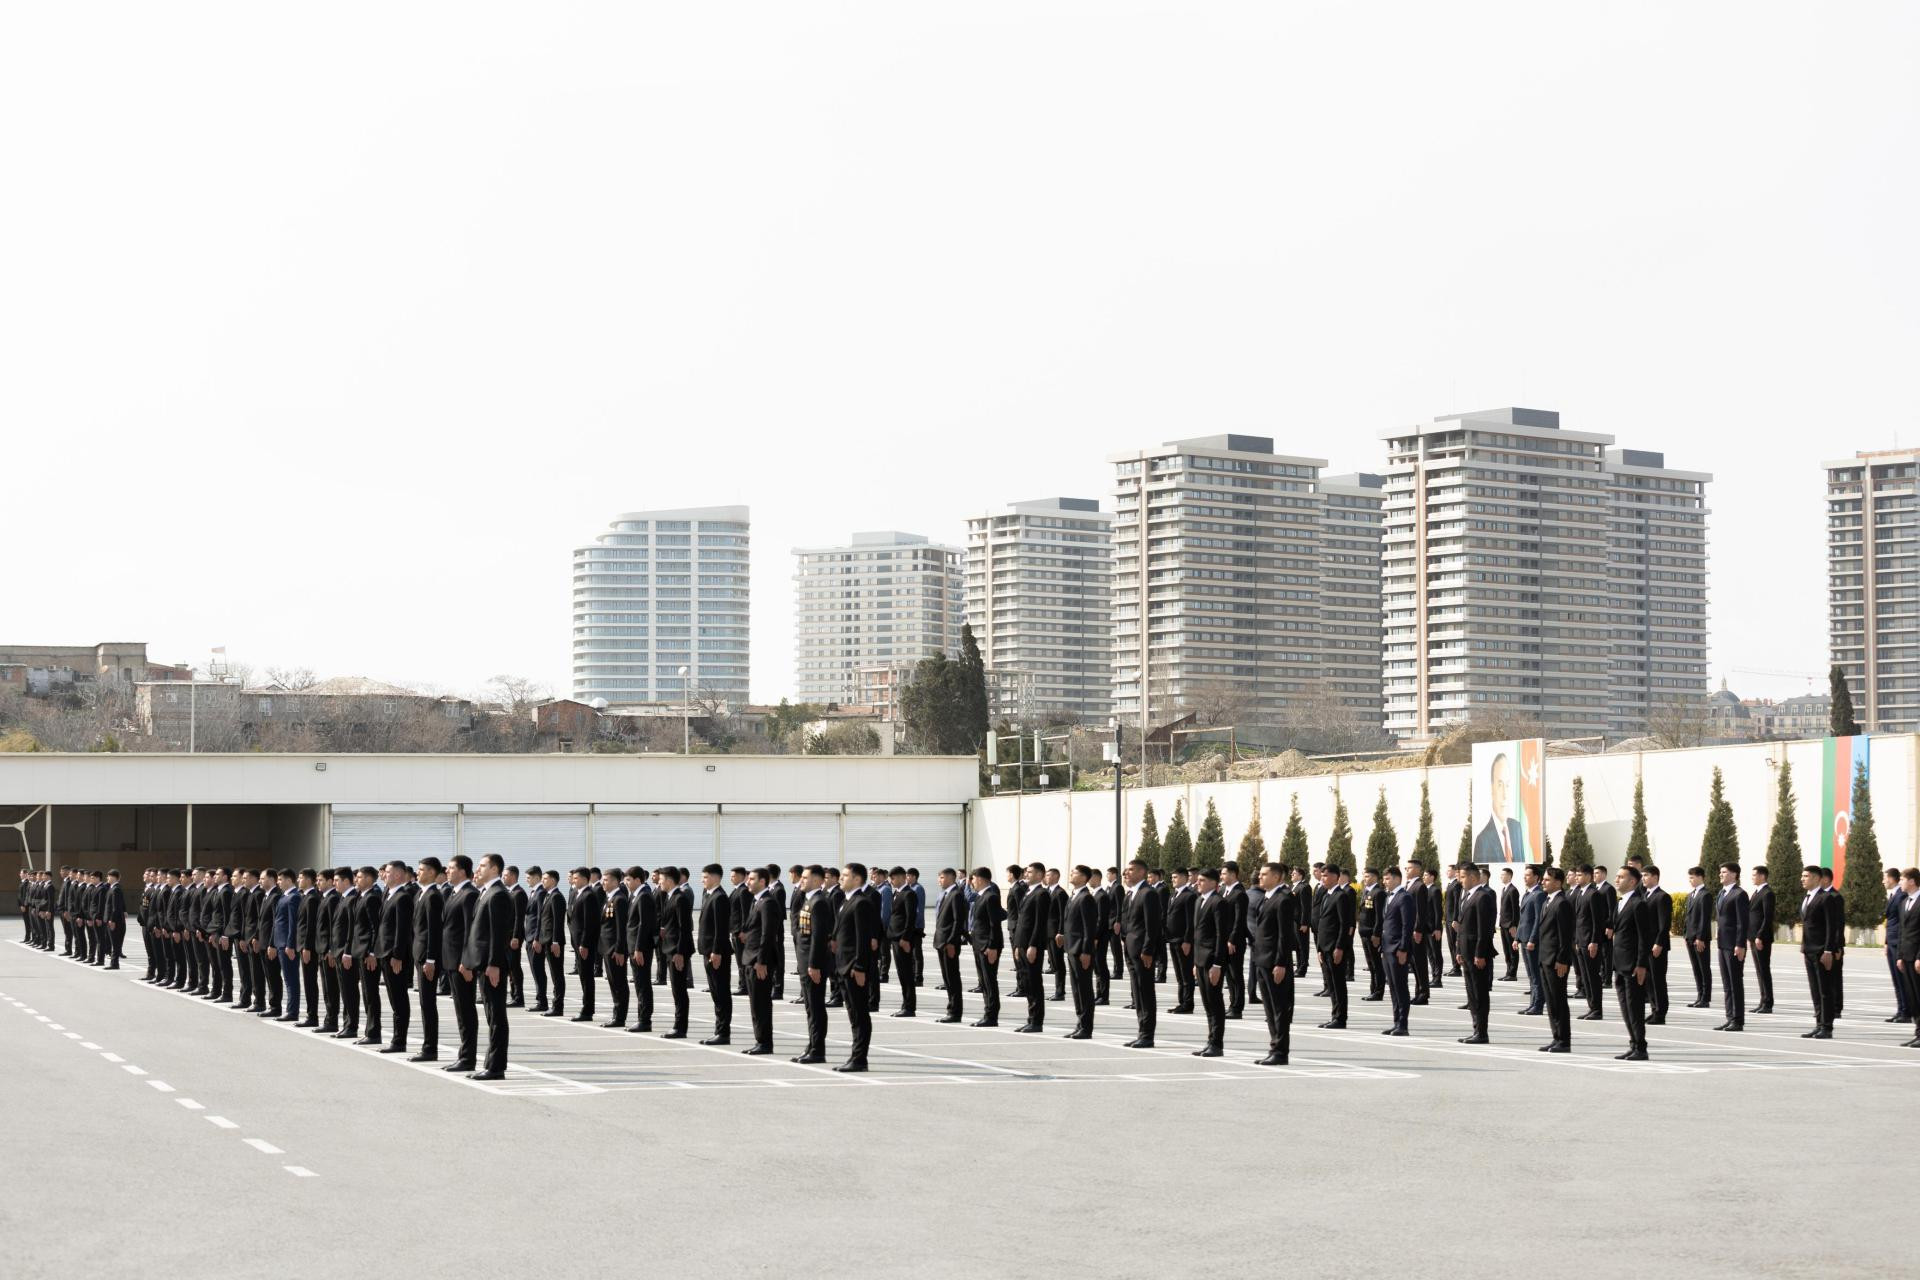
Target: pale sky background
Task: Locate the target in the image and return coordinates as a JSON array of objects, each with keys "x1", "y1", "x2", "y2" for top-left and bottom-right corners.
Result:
[{"x1": 4, "y1": 3, "x2": 1916, "y2": 706}]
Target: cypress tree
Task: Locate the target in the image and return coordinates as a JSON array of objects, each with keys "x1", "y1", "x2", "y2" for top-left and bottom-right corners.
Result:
[
  {"x1": 1163, "y1": 801, "x2": 1194, "y2": 870},
  {"x1": 1237, "y1": 811, "x2": 1267, "y2": 867},
  {"x1": 1279, "y1": 796, "x2": 1310, "y2": 868},
  {"x1": 1194, "y1": 799, "x2": 1226, "y2": 865},
  {"x1": 1456, "y1": 812, "x2": 1472, "y2": 867},
  {"x1": 1326, "y1": 793, "x2": 1355, "y2": 875},
  {"x1": 1136, "y1": 801, "x2": 1163, "y2": 870},
  {"x1": 1829, "y1": 666, "x2": 1860, "y2": 737},
  {"x1": 1410, "y1": 779, "x2": 1438, "y2": 866},
  {"x1": 1764, "y1": 761, "x2": 1802, "y2": 928},
  {"x1": 1841, "y1": 760, "x2": 1884, "y2": 931},
  {"x1": 1364, "y1": 787, "x2": 1399, "y2": 874},
  {"x1": 1700, "y1": 766, "x2": 1739, "y2": 867},
  {"x1": 1561, "y1": 777, "x2": 1595, "y2": 866},
  {"x1": 1542, "y1": 832, "x2": 1554, "y2": 866},
  {"x1": 1624, "y1": 776, "x2": 1650, "y2": 863}
]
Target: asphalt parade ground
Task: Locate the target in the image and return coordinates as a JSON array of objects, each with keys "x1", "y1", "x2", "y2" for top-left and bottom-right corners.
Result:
[{"x1": 3, "y1": 934, "x2": 1912, "y2": 1279}]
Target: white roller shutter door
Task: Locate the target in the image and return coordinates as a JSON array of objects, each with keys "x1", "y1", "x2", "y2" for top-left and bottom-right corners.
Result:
[
  {"x1": 461, "y1": 809, "x2": 590, "y2": 869},
  {"x1": 593, "y1": 811, "x2": 716, "y2": 869},
  {"x1": 718, "y1": 811, "x2": 840, "y2": 866},
  {"x1": 844, "y1": 807, "x2": 965, "y2": 877},
  {"x1": 330, "y1": 806, "x2": 457, "y2": 863}
]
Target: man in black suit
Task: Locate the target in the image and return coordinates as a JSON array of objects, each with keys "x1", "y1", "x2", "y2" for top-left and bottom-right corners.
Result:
[
  {"x1": 787, "y1": 865, "x2": 808, "y2": 1003},
  {"x1": 1457, "y1": 864, "x2": 1496, "y2": 1044},
  {"x1": 832, "y1": 863, "x2": 878, "y2": 1072},
  {"x1": 1220, "y1": 861, "x2": 1250, "y2": 1019},
  {"x1": 1799, "y1": 864, "x2": 1833, "y2": 1037},
  {"x1": 1404, "y1": 860, "x2": 1431, "y2": 1006},
  {"x1": 624, "y1": 866, "x2": 657, "y2": 1033},
  {"x1": 1251, "y1": 861, "x2": 1295, "y2": 1064},
  {"x1": 1122, "y1": 857, "x2": 1163, "y2": 1048},
  {"x1": 1418, "y1": 865, "x2": 1444, "y2": 993},
  {"x1": 1682, "y1": 866, "x2": 1714, "y2": 1008},
  {"x1": 352, "y1": 867, "x2": 385, "y2": 1046},
  {"x1": 1747, "y1": 865, "x2": 1776, "y2": 1014},
  {"x1": 597, "y1": 867, "x2": 631, "y2": 1029},
  {"x1": 1578, "y1": 866, "x2": 1611, "y2": 1019},
  {"x1": 566, "y1": 867, "x2": 602, "y2": 1023},
  {"x1": 1642, "y1": 866, "x2": 1672, "y2": 1025},
  {"x1": 1380, "y1": 864, "x2": 1416, "y2": 1036},
  {"x1": 1821, "y1": 866, "x2": 1847, "y2": 1021},
  {"x1": 697, "y1": 863, "x2": 734, "y2": 1045},
  {"x1": 1085, "y1": 868, "x2": 1111, "y2": 1005},
  {"x1": 293, "y1": 869, "x2": 322, "y2": 1026},
  {"x1": 535, "y1": 869, "x2": 566, "y2": 1017},
  {"x1": 1714, "y1": 862, "x2": 1750, "y2": 1032},
  {"x1": 726, "y1": 867, "x2": 752, "y2": 997},
  {"x1": 521, "y1": 865, "x2": 547, "y2": 1011},
  {"x1": 1314, "y1": 864, "x2": 1355, "y2": 1030},
  {"x1": 969, "y1": 868, "x2": 1004, "y2": 1027},
  {"x1": 329, "y1": 869, "x2": 361, "y2": 1036},
  {"x1": 886, "y1": 866, "x2": 921, "y2": 1018},
  {"x1": 1535, "y1": 866, "x2": 1574, "y2": 1052},
  {"x1": 375, "y1": 861, "x2": 416, "y2": 1054},
  {"x1": 503, "y1": 865, "x2": 529, "y2": 1009},
  {"x1": 101, "y1": 870, "x2": 125, "y2": 971},
  {"x1": 793, "y1": 865, "x2": 834, "y2": 1062},
  {"x1": 1166, "y1": 868, "x2": 1196, "y2": 1014},
  {"x1": 1497, "y1": 867, "x2": 1520, "y2": 981},
  {"x1": 466, "y1": 853, "x2": 514, "y2": 1081},
  {"x1": 1011, "y1": 862, "x2": 1051, "y2": 1033},
  {"x1": 1896, "y1": 869, "x2": 1920, "y2": 1048},
  {"x1": 1884, "y1": 867, "x2": 1911, "y2": 1025},
  {"x1": 1044, "y1": 868, "x2": 1068, "y2": 1001},
  {"x1": 1359, "y1": 868, "x2": 1385, "y2": 1001},
  {"x1": 1191, "y1": 869, "x2": 1229, "y2": 1057},
  {"x1": 658, "y1": 866, "x2": 694, "y2": 1037},
  {"x1": 739, "y1": 866, "x2": 783, "y2": 1054},
  {"x1": 1443, "y1": 864, "x2": 1465, "y2": 977},
  {"x1": 932, "y1": 868, "x2": 969, "y2": 1023},
  {"x1": 1609, "y1": 865, "x2": 1654, "y2": 1059},
  {"x1": 409, "y1": 857, "x2": 444, "y2": 1062},
  {"x1": 1060, "y1": 865, "x2": 1098, "y2": 1039},
  {"x1": 441, "y1": 856, "x2": 481, "y2": 1073},
  {"x1": 1004, "y1": 864, "x2": 1030, "y2": 999}
]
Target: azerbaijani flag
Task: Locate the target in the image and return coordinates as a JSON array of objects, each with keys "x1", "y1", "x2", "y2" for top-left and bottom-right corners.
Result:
[{"x1": 1821, "y1": 735, "x2": 1870, "y2": 884}]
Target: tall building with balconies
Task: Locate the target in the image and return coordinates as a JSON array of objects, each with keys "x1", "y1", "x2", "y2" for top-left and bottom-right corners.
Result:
[
  {"x1": 571, "y1": 506, "x2": 750, "y2": 707},
  {"x1": 1319, "y1": 473, "x2": 1385, "y2": 721},
  {"x1": 1827, "y1": 450, "x2": 1920, "y2": 732},
  {"x1": 793, "y1": 531, "x2": 964, "y2": 706},
  {"x1": 1382, "y1": 408, "x2": 1709, "y2": 744},
  {"x1": 964, "y1": 497, "x2": 1112, "y2": 725}
]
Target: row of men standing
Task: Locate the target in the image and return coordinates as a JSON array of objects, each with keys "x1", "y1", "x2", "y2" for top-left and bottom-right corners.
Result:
[{"x1": 18, "y1": 867, "x2": 124, "y2": 966}]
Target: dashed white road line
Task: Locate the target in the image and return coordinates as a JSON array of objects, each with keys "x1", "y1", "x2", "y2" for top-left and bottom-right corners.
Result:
[
  {"x1": 122, "y1": 1064, "x2": 147, "y2": 1076},
  {"x1": 63, "y1": 1032, "x2": 81, "y2": 1039},
  {"x1": 100, "y1": 1052, "x2": 124, "y2": 1063},
  {"x1": 80, "y1": 1041, "x2": 102, "y2": 1050},
  {"x1": 48, "y1": 1023, "x2": 65, "y2": 1030},
  {"x1": 283, "y1": 1166, "x2": 318, "y2": 1178},
  {"x1": 243, "y1": 1138, "x2": 284, "y2": 1154},
  {"x1": 147, "y1": 1080, "x2": 175, "y2": 1093},
  {"x1": 206, "y1": 1116, "x2": 239, "y2": 1130},
  {"x1": 176, "y1": 1099, "x2": 204, "y2": 1111}
]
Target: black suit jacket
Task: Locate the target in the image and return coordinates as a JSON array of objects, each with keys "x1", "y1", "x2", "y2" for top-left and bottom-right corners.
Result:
[
  {"x1": 1012, "y1": 881, "x2": 1051, "y2": 952},
  {"x1": 933, "y1": 885, "x2": 970, "y2": 950},
  {"x1": 1313, "y1": 883, "x2": 1355, "y2": 953},
  {"x1": 1715, "y1": 885, "x2": 1750, "y2": 949},
  {"x1": 537, "y1": 887, "x2": 566, "y2": 947},
  {"x1": 571, "y1": 884, "x2": 605, "y2": 961},
  {"x1": 800, "y1": 889, "x2": 835, "y2": 971},
  {"x1": 1224, "y1": 882, "x2": 1250, "y2": 947},
  {"x1": 1252, "y1": 884, "x2": 1295, "y2": 969},
  {"x1": 743, "y1": 891, "x2": 783, "y2": 970},
  {"x1": 661, "y1": 887, "x2": 694, "y2": 958},
  {"x1": 1122, "y1": 882, "x2": 1164, "y2": 959},
  {"x1": 1458, "y1": 885, "x2": 1496, "y2": 962},
  {"x1": 1063, "y1": 888, "x2": 1098, "y2": 956},
  {"x1": 1684, "y1": 885, "x2": 1713, "y2": 942},
  {"x1": 508, "y1": 884, "x2": 529, "y2": 944},
  {"x1": 625, "y1": 885, "x2": 659, "y2": 958},
  {"x1": 378, "y1": 883, "x2": 415, "y2": 964},
  {"x1": 834, "y1": 889, "x2": 878, "y2": 979},
  {"x1": 1610, "y1": 889, "x2": 1655, "y2": 975},
  {"x1": 1750, "y1": 884, "x2": 1776, "y2": 940},
  {"x1": 1193, "y1": 891, "x2": 1230, "y2": 969},
  {"x1": 599, "y1": 886, "x2": 630, "y2": 956},
  {"x1": 297, "y1": 888, "x2": 322, "y2": 953},
  {"x1": 1166, "y1": 884, "x2": 1196, "y2": 947},
  {"x1": 464, "y1": 881, "x2": 513, "y2": 971},
  {"x1": 969, "y1": 883, "x2": 1005, "y2": 951},
  {"x1": 411, "y1": 881, "x2": 444, "y2": 968},
  {"x1": 1498, "y1": 883, "x2": 1519, "y2": 929},
  {"x1": 697, "y1": 887, "x2": 732, "y2": 957},
  {"x1": 441, "y1": 883, "x2": 479, "y2": 971},
  {"x1": 1898, "y1": 893, "x2": 1920, "y2": 963},
  {"x1": 1536, "y1": 891, "x2": 1574, "y2": 969}
]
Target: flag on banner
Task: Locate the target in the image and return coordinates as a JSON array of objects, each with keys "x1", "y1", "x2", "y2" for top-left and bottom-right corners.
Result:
[{"x1": 1821, "y1": 735, "x2": 1870, "y2": 884}]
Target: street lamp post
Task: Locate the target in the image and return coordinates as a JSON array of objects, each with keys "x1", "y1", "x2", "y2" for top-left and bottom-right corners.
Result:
[{"x1": 678, "y1": 665, "x2": 690, "y2": 754}]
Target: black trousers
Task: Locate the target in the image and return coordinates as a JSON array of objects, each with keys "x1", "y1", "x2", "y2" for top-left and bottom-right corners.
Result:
[
  {"x1": 1412, "y1": 936, "x2": 1431, "y2": 1002},
  {"x1": 1804, "y1": 953, "x2": 1838, "y2": 1029},
  {"x1": 1046, "y1": 942, "x2": 1066, "y2": 996},
  {"x1": 1544, "y1": 961, "x2": 1570, "y2": 1045},
  {"x1": 479, "y1": 969, "x2": 508, "y2": 1074},
  {"x1": 975, "y1": 946, "x2": 1000, "y2": 1022},
  {"x1": 1129, "y1": 951, "x2": 1156, "y2": 1041},
  {"x1": 1385, "y1": 950, "x2": 1410, "y2": 1031},
  {"x1": 506, "y1": 943, "x2": 523, "y2": 1004},
  {"x1": 415, "y1": 964, "x2": 439, "y2": 1052},
  {"x1": 802, "y1": 966, "x2": 827, "y2": 1054},
  {"x1": 214, "y1": 943, "x2": 233, "y2": 1000},
  {"x1": 1258, "y1": 964, "x2": 1292, "y2": 1055},
  {"x1": 748, "y1": 963, "x2": 774, "y2": 1048},
  {"x1": 1687, "y1": 940, "x2": 1713, "y2": 1003},
  {"x1": 1172, "y1": 944, "x2": 1195, "y2": 1010},
  {"x1": 1091, "y1": 944, "x2": 1109, "y2": 1003},
  {"x1": 704, "y1": 954, "x2": 732, "y2": 1033},
  {"x1": 278, "y1": 953, "x2": 299, "y2": 1019},
  {"x1": 1615, "y1": 969, "x2": 1648, "y2": 1053},
  {"x1": 575, "y1": 950, "x2": 597, "y2": 1018},
  {"x1": 667, "y1": 956, "x2": 691, "y2": 1033},
  {"x1": 1751, "y1": 940, "x2": 1773, "y2": 1008},
  {"x1": 321, "y1": 960, "x2": 341, "y2": 1027},
  {"x1": 1069, "y1": 953, "x2": 1094, "y2": 1034},
  {"x1": 1718, "y1": 948, "x2": 1746, "y2": 1024},
  {"x1": 1649, "y1": 947, "x2": 1670, "y2": 1019},
  {"x1": 1296, "y1": 926, "x2": 1312, "y2": 977},
  {"x1": 1320, "y1": 948, "x2": 1348, "y2": 1025},
  {"x1": 301, "y1": 956, "x2": 321, "y2": 1021},
  {"x1": 1426, "y1": 932, "x2": 1444, "y2": 985},
  {"x1": 1446, "y1": 923, "x2": 1461, "y2": 970},
  {"x1": 841, "y1": 970, "x2": 871, "y2": 1064},
  {"x1": 1223, "y1": 945, "x2": 1245, "y2": 1015},
  {"x1": 604, "y1": 954, "x2": 629, "y2": 1024},
  {"x1": 1465, "y1": 960, "x2": 1491, "y2": 1038},
  {"x1": 338, "y1": 958, "x2": 360, "y2": 1031},
  {"x1": 545, "y1": 948, "x2": 566, "y2": 1013},
  {"x1": 451, "y1": 971, "x2": 479, "y2": 1066},
  {"x1": 629, "y1": 953, "x2": 653, "y2": 1028},
  {"x1": 1362, "y1": 935, "x2": 1384, "y2": 998},
  {"x1": 1501, "y1": 928, "x2": 1518, "y2": 979},
  {"x1": 1834, "y1": 953, "x2": 1846, "y2": 1019},
  {"x1": 384, "y1": 964, "x2": 411, "y2": 1047},
  {"x1": 1020, "y1": 949, "x2": 1045, "y2": 1027},
  {"x1": 1198, "y1": 964, "x2": 1225, "y2": 1049},
  {"x1": 938, "y1": 945, "x2": 964, "y2": 1019},
  {"x1": 361, "y1": 963, "x2": 382, "y2": 1038},
  {"x1": 1581, "y1": 948, "x2": 1605, "y2": 1015},
  {"x1": 236, "y1": 943, "x2": 254, "y2": 1004},
  {"x1": 1521, "y1": 946, "x2": 1542, "y2": 1010},
  {"x1": 527, "y1": 944, "x2": 549, "y2": 1007},
  {"x1": 655, "y1": 945, "x2": 668, "y2": 986},
  {"x1": 261, "y1": 948, "x2": 281, "y2": 1009},
  {"x1": 894, "y1": 939, "x2": 917, "y2": 1014}
]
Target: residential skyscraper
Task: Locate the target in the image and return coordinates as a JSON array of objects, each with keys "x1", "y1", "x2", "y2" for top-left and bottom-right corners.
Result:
[
  {"x1": 1108, "y1": 435, "x2": 1327, "y2": 728},
  {"x1": 793, "y1": 531, "x2": 964, "y2": 706},
  {"x1": 571, "y1": 505, "x2": 750, "y2": 707},
  {"x1": 1380, "y1": 408, "x2": 1709, "y2": 743},
  {"x1": 1827, "y1": 450, "x2": 1920, "y2": 732},
  {"x1": 964, "y1": 497, "x2": 1112, "y2": 724},
  {"x1": 1318, "y1": 473, "x2": 1385, "y2": 722}
]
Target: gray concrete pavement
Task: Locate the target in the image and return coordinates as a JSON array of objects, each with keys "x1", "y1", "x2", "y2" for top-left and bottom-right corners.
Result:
[{"x1": 2, "y1": 934, "x2": 1912, "y2": 1279}]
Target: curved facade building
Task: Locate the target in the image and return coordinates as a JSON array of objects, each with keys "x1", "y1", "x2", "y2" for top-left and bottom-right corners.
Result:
[{"x1": 571, "y1": 505, "x2": 750, "y2": 707}]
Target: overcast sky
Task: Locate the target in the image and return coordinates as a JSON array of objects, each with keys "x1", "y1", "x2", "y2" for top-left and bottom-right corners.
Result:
[{"x1": 5, "y1": 3, "x2": 1915, "y2": 706}]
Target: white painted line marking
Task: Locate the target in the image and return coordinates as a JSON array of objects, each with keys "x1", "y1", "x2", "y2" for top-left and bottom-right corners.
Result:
[
  {"x1": 206, "y1": 1116, "x2": 239, "y2": 1130},
  {"x1": 101, "y1": 1052, "x2": 124, "y2": 1063},
  {"x1": 283, "y1": 1166, "x2": 317, "y2": 1178},
  {"x1": 176, "y1": 1099, "x2": 204, "y2": 1111},
  {"x1": 48, "y1": 1023, "x2": 64, "y2": 1030},
  {"x1": 22, "y1": 1007, "x2": 36, "y2": 1014},
  {"x1": 147, "y1": 1080, "x2": 175, "y2": 1093},
  {"x1": 34, "y1": 1015, "x2": 49, "y2": 1022},
  {"x1": 80, "y1": 1041, "x2": 102, "y2": 1050},
  {"x1": 122, "y1": 1064, "x2": 147, "y2": 1076},
  {"x1": 63, "y1": 1032, "x2": 81, "y2": 1039},
  {"x1": 242, "y1": 1138, "x2": 284, "y2": 1154}
]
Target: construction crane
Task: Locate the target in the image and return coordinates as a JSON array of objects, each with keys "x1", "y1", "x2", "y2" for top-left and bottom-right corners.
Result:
[{"x1": 1729, "y1": 666, "x2": 1822, "y2": 692}]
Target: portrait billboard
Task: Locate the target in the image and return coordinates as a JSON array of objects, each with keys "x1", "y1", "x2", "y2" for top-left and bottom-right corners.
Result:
[{"x1": 1468, "y1": 738, "x2": 1544, "y2": 864}]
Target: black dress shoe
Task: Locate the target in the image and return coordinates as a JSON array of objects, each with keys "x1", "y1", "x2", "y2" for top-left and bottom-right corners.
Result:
[
  {"x1": 1048, "y1": 995, "x2": 1065, "y2": 1002},
  {"x1": 1361, "y1": 994, "x2": 1383, "y2": 1002},
  {"x1": 1810, "y1": 1028, "x2": 1831, "y2": 1039},
  {"x1": 890, "y1": 1010, "x2": 915, "y2": 1018},
  {"x1": 1410, "y1": 998, "x2": 1429, "y2": 1006},
  {"x1": 1801, "y1": 1029, "x2": 1821, "y2": 1038},
  {"x1": 1545, "y1": 1043, "x2": 1569, "y2": 1053},
  {"x1": 570, "y1": 1014, "x2": 593, "y2": 1023},
  {"x1": 936, "y1": 1015, "x2": 960, "y2": 1024},
  {"x1": 971, "y1": 1018, "x2": 997, "y2": 1028},
  {"x1": 532, "y1": 1003, "x2": 548, "y2": 1013},
  {"x1": 299, "y1": 1019, "x2": 321, "y2": 1029},
  {"x1": 700, "y1": 1035, "x2": 730, "y2": 1046},
  {"x1": 378, "y1": 1045, "x2": 407, "y2": 1054},
  {"x1": 1171, "y1": 1005, "x2": 1193, "y2": 1015},
  {"x1": 1886, "y1": 1014, "x2": 1911, "y2": 1023},
  {"x1": 1579, "y1": 1011, "x2": 1603, "y2": 1021},
  {"x1": 470, "y1": 1069, "x2": 505, "y2": 1081},
  {"x1": 1458, "y1": 1035, "x2": 1488, "y2": 1044},
  {"x1": 1192, "y1": 1045, "x2": 1222, "y2": 1057},
  {"x1": 1013, "y1": 1024, "x2": 1040, "y2": 1034},
  {"x1": 1713, "y1": 1021, "x2": 1730, "y2": 1031},
  {"x1": 355, "y1": 1036, "x2": 380, "y2": 1046},
  {"x1": 1319, "y1": 1021, "x2": 1346, "y2": 1030},
  {"x1": 1257, "y1": 1052, "x2": 1287, "y2": 1066},
  {"x1": 442, "y1": 1061, "x2": 476, "y2": 1072},
  {"x1": 1645, "y1": 1015, "x2": 1665, "y2": 1025},
  {"x1": 791, "y1": 1053, "x2": 826, "y2": 1064},
  {"x1": 1616, "y1": 1049, "x2": 1649, "y2": 1060},
  {"x1": 1313, "y1": 989, "x2": 1329, "y2": 998},
  {"x1": 659, "y1": 1029, "x2": 686, "y2": 1038},
  {"x1": 542, "y1": 1009, "x2": 565, "y2": 1018},
  {"x1": 1754, "y1": 1005, "x2": 1772, "y2": 1014},
  {"x1": 599, "y1": 1020, "x2": 621, "y2": 1028},
  {"x1": 1726, "y1": 1023, "x2": 1744, "y2": 1031},
  {"x1": 1902, "y1": 1038, "x2": 1920, "y2": 1049},
  {"x1": 743, "y1": 1045, "x2": 772, "y2": 1055},
  {"x1": 407, "y1": 1052, "x2": 438, "y2": 1063},
  {"x1": 833, "y1": 1061, "x2": 868, "y2": 1073},
  {"x1": 628, "y1": 1024, "x2": 651, "y2": 1034}
]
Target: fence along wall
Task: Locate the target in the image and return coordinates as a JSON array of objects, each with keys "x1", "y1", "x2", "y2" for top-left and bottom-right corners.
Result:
[{"x1": 973, "y1": 736, "x2": 1917, "y2": 878}]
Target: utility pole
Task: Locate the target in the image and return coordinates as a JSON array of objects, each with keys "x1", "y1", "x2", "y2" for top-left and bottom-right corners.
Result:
[{"x1": 1113, "y1": 721, "x2": 1124, "y2": 869}]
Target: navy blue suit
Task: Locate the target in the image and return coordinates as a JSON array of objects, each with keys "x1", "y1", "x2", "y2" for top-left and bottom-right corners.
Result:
[
  {"x1": 1715, "y1": 884, "x2": 1750, "y2": 1027},
  {"x1": 1888, "y1": 888, "x2": 1912, "y2": 1018},
  {"x1": 272, "y1": 887, "x2": 302, "y2": 1021},
  {"x1": 1380, "y1": 884, "x2": 1417, "y2": 1032},
  {"x1": 1516, "y1": 884, "x2": 1545, "y2": 1010}
]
